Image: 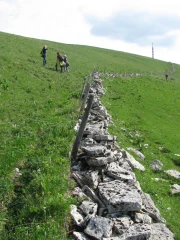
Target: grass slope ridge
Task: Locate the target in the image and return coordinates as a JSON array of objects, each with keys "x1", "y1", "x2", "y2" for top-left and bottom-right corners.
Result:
[{"x1": 0, "y1": 31, "x2": 180, "y2": 239}]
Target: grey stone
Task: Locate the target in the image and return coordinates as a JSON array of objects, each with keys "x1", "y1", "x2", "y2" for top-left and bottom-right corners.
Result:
[
  {"x1": 72, "y1": 172, "x2": 84, "y2": 188},
  {"x1": 80, "y1": 138, "x2": 96, "y2": 147},
  {"x1": 79, "y1": 201, "x2": 98, "y2": 217},
  {"x1": 70, "y1": 205, "x2": 84, "y2": 227},
  {"x1": 87, "y1": 151, "x2": 117, "y2": 167},
  {"x1": 82, "y1": 185, "x2": 105, "y2": 207},
  {"x1": 84, "y1": 123, "x2": 107, "y2": 135},
  {"x1": 164, "y1": 169, "x2": 180, "y2": 179},
  {"x1": 125, "y1": 151, "x2": 145, "y2": 171},
  {"x1": 150, "y1": 160, "x2": 163, "y2": 171},
  {"x1": 134, "y1": 212, "x2": 152, "y2": 224},
  {"x1": 73, "y1": 231, "x2": 91, "y2": 240},
  {"x1": 81, "y1": 145, "x2": 107, "y2": 157},
  {"x1": 106, "y1": 162, "x2": 134, "y2": 183},
  {"x1": 98, "y1": 180, "x2": 142, "y2": 213},
  {"x1": 83, "y1": 170, "x2": 99, "y2": 189},
  {"x1": 149, "y1": 223, "x2": 174, "y2": 240},
  {"x1": 152, "y1": 178, "x2": 168, "y2": 182},
  {"x1": 170, "y1": 184, "x2": 180, "y2": 194},
  {"x1": 141, "y1": 192, "x2": 165, "y2": 223},
  {"x1": 93, "y1": 134, "x2": 117, "y2": 141},
  {"x1": 127, "y1": 147, "x2": 145, "y2": 161},
  {"x1": 90, "y1": 109, "x2": 108, "y2": 120},
  {"x1": 72, "y1": 161, "x2": 82, "y2": 172},
  {"x1": 72, "y1": 187, "x2": 90, "y2": 201},
  {"x1": 113, "y1": 215, "x2": 133, "y2": 234},
  {"x1": 106, "y1": 171, "x2": 134, "y2": 183},
  {"x1": 120, "y1": 223, "x2": 151, "y2": 240},
  {"x1": 102, "y1": 237, "x2": 121, "y2": 240},
  {"x1": 84, "y1": 216, "x2": 113, "y2": 239}
]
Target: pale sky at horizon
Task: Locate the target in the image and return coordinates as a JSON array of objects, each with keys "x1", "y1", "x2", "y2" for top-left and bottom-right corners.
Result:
[{"x1": 1, "y1": 0, "x2": 180, "y2": 64}]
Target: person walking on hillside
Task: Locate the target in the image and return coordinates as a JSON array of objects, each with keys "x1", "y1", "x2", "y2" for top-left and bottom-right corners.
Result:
[
  {"x1": 165, "y1": 73, "x2": 169, "y2": 81},
  {"x1": 56, "y1": 52, "x2": 65, "y2": 73},
  {"x1": 41, "y1": 45, "x2": 48, "y2": 65},
  {"x1": 64, "y1": 54, "x2": 70, "y2": 72}
]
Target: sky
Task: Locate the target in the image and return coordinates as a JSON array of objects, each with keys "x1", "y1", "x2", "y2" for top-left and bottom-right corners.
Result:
[{"x1": 1, "y1": 0, "x2": 180, "y2": 64}]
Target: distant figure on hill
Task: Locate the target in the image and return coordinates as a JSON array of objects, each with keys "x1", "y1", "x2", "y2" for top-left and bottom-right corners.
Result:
[
  {"x1": 165, "y1": 73, "x2": 169, "y2": 81},
  {"x1": 41, "y1": 45, "x2": 48, "y2": 65},
  {"x1": 56, "y1": 52, "x2": 65, "y2": 73},
  {"x1": 63, "y1": 54, "x2": 70, "y2": 72}
]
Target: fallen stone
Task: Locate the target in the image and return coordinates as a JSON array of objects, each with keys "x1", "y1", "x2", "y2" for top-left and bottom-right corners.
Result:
[
  {"x1": 152, "y1": 178, "x2": 168, "y2": 182},
  {"x1": 125, "y1": 151, "x2": 145, "y2": 171},
  {"x1": 164, "y1": 169, "x2": 180, "y2": 179},
  {"x1": 127, "y1": 147, "x2": 145, "y2": 161},
  {"x1": 84, "y1": 216, "x2": 113, "y2": 239},
  {"x1": 141, "y1": 192, "x2": 165, "y2": 223},
  {"x1": 150, "y1": 160, "x2": 163, "y2": 171},
  {"x1": 170, "y1": 184, "x2": 180, "y2": 194},
  {"x1": 98, "y1": 180, "x2": 142, "y2": 213},
  {"x1": 149, "y1": 223, "x2": 174, "y2": 240}
]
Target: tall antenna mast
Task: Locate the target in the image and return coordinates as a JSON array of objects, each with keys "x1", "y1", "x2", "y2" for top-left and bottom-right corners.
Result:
[{"x1": 152, "y1": 43, "x2": 154, "y2": 59}]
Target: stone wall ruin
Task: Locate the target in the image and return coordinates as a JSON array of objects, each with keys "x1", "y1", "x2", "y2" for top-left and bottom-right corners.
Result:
[{"x1": 70, "y1": 73, "x2": 174, "y2": 240}]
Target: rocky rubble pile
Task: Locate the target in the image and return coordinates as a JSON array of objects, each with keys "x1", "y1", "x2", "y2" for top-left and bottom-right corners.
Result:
[{"x1": 70, "y1": 74, "x2": 174, "y2": 240}]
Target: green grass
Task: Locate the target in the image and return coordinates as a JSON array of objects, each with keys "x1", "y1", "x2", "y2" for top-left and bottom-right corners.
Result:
[{"x1": 0, "y1": 31, "x2": 180, "y2": 239}]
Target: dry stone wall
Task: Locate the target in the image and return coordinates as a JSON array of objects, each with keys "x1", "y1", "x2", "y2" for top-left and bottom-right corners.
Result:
[{"x1": 70, "y1": 73, "x2": 174, "y2": 240}]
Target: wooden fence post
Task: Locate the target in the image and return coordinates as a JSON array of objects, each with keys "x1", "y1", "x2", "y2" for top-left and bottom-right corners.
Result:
[
  {"x1": 80, "y1": 77, "x2": 87, "y2": 101},
  {"x1": 80, "y1": 83, "x2": 91, "y2": 111},
  {"x1": 71, "y1": 94, "x2": 94, "y2": 161}
]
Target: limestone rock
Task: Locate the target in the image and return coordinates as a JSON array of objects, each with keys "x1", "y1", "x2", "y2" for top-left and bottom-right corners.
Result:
[
  {"x1": 84, "y1": 216, "x2": 113, "y2": 239},
  {"x1": 79, "y1": 201, "x2": 98, "y2": 217},
  {"x1": 170, "y1": 184, "x2": 180, "y2": 194},
  {"x1": 125, "y1": 151, "x2": 145, "y2": 171},
  {"x1": 70, "y1": 205, "x2": 84, "y2": 227},
  {"x1": 73, "y1": 231, "x2": 91, "y2": 240},
  {"x1": 113, "y1": 215, "x2": 134, "y2": 234},
  {"x1": 72, "y1": 187, "x2": 90, "y2": 201},
  {"x1": 81, "y1": 145, "x2": 107, "y2": 157},
  {"x1": 119, "y1": 223, "x2": 151, "y2": 240},
  {"x1": 127, "y1": 147, "x2": 145, "y2": 161},
  {"x1": 149, "y1": 223, "x2": 174, "y2": 240},
  {"x1": 164, "y1": 169, "x2": 180, "y2": 179},
  {"x1": 82, "y1": 185, "x2": 105, "y2": 207},
  {"x1": 150, "y1": 160, "x2": 163, "y2": 171},
  {"x1": 106, "y1": 162, "x2": 134, "y2": 183},
  {"x1": 98, "y1": 180, "x2": 142, "y2": 213},
  {"x1": 86, "y1": 151, "x2": 117, "y2": 167},
  {"x1": 134, "y1": 212, "x2": 152, "y2": 224},
  {"x1": 82, "y1": 170, "x2": 99, "y2": 189},
  {"x1": 141, "y1": 193, "x2": 165, "y2": 223}
]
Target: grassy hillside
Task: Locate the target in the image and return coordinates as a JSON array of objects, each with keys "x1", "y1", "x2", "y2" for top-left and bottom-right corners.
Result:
[
  {"x1": 101, "y1": 75, "x2": 180, "y2": 239},
  {"x1": 0, "y1": 31, "x2": 180, "y2": 239}
]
